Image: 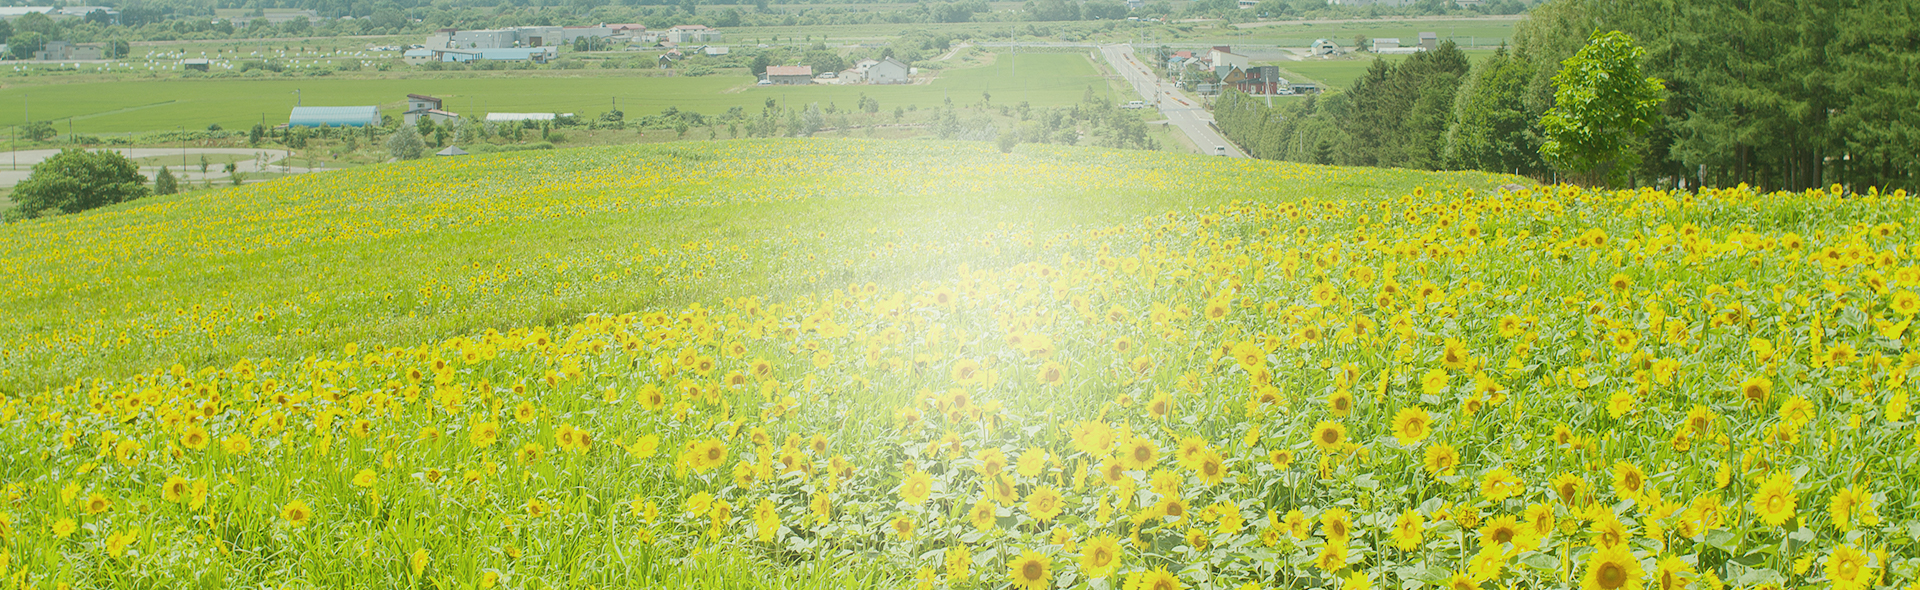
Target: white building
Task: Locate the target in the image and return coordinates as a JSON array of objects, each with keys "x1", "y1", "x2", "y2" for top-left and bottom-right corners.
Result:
[
  {"x1": 667, "y1": 24, "x2": 722, "y2": 44},
  {"x1": 1209, "y1": 48, "x2": 1249, "y2": 71},
  {"x1": 486, "y1": 113, "x2": 571, "y2": 122},
  {"x1": 866, "y1": 57, "x2": 909, "y2": 84}
]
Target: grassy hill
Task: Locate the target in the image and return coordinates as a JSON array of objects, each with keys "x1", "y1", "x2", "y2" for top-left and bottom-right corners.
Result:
[{"x1": 1, "y1": 140, "x2": 1911, "y2": 590}]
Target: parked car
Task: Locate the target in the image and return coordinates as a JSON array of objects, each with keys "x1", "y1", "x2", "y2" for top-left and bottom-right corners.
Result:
[
  {"x1": 1215, "y1": 145, "x2": 1228, "y2": 156},
  {"x1": 1124, "y1": 100, "x2": 1145, "y2": 109}
]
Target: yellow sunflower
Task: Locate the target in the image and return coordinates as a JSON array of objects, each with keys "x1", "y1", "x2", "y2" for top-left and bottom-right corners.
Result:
[
  {"x1": 1392, "y1": 509, "x2": 1424, "y2": 550},
  {"x1": 899, "y1": 470, "x2": 933, "y2": 505},
  {"x1": 1748, "y1": 472, "x2": 1797, "y2": 527},
  {"x1": 968, "y1": 498, "x2": 998, "y2": 530},
  {"x1": 1007, "y1": 549, "x2": 1051, "y2": 590},
  {"x1": 1392, "y1": 407, "x2": 1434, "y2": 445},
  {"x1": 1311, "y1": 421, "x2": 1347, "y2": 452},
  {"x1": 1581, "y1": 543, "x2": 1644, "y2": 590},
  {"x1": 1125, "y1": 567, "x2": 1184, "y2": 590},
  {"x1": 1025, "y1": 486, "x2": 1064, "y2": 522},
  {"x1": 280, "y1": 499, "x2": 313, "y2": 527},
  {"x1": 1080, "y1": 534, "x2": 1122, "y2": 578},
  {"x1": 1121, "y1": 437, "x2": 1160, "y2": 470},
  {"x1": 1825, "y1": 544, "x2": 1871, "y2": 590}
]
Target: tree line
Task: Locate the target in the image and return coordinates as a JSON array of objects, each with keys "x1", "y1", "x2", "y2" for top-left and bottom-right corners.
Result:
[{"x1": 1216, "y1": 0, "x2": 1918, "y2": 191}]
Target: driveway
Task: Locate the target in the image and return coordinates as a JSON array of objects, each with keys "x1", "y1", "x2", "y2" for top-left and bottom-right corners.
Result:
[
  {"x1": 0, "y1": 148, "x2": 308, "y2": 189},
  {"x1": 1098, "y1": 44, "x2": 1246, "y2": 158}
]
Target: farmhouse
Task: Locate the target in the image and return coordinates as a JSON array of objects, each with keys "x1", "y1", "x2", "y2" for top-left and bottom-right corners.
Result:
[
  {"x1": 1222, "y1": 65, "x2": 1285, "y2": 95},
  {"x1": 1310, "y1": 39, "x2": 1341, "y2": 56},
  {"x1": 1418, "y1": 32, "x2": 1438, "y2": 50},
  {"x1": 865, "y1": 57, "x2": 909, "y2": 84},
  {"x1": 1374, "y1": 38, "x2": 1399, "y2": 50},
  {"x1": 765, "y1": 65, "x2": 813, "y2": 85},
  {"x1": 181, "y1": 58, "x2": 211, "y2": 71},
  {"x1": 403, "y1": 94, "x2": 460, "y2": 125},
  {"x1": 289, "y1": 106, "x2": 380, "y2": 128}
]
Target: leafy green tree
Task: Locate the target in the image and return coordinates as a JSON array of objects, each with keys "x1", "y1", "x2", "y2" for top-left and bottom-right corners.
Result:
[
  {"x1": 1539, "y1": 30, "x2": 1666, "y2": 186},
  {"x1": 9, "y1": 149, "x2": 150, "y2": 220},
  {"x1": 23, "y1": 120, "x2": 54, "y2": 142},
  {"x1": 154, "y1": 166, "x2": 178, "y2": 195},
  {"x1": 13, "y1": 12, "x2": 55, "y2": 37},
  {"x1": 386, "y1": 125, "x2": 426, "y2": 160},
  {"x1": 8, "y1": 31, "x2": 46, "y2": 60}
]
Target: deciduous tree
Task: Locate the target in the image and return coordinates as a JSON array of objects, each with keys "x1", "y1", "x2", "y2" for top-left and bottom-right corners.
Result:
[
  {"x1": 8, "y1": 149, "x2": 150, "y2": 220},
  {"x1": 1539, "y1": 30, "x2": 1666, "y2": 186}
]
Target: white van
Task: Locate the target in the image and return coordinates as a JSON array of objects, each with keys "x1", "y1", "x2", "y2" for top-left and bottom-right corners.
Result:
[
  {"x1": 1124, "y1": 100, "x2": 1145, "y2": 109},
  {"x1": 1215, "y1": 145, "x2": 1228, "y2": 156}
]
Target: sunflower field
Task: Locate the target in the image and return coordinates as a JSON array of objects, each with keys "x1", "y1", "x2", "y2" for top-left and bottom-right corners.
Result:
[{"x1": 0, "y1": 139, "x2": 1914, "y2": 590}]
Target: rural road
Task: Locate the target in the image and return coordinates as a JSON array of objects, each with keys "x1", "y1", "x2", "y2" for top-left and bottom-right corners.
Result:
[
  {"x1": 0, "y1": 148, "x2": 309, "y2": 189},
  {"x1": 1098, "y1": 44, "x2": 1246, "y2": 158}
]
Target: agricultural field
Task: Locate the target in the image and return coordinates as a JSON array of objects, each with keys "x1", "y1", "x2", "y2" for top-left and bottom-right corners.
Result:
[
  {"x1": 0, "y1": 51, "x2": 1103, "y2": 134},
  {"x1": 1, "y1": 138, "x2": 1916, "y2": 590}
]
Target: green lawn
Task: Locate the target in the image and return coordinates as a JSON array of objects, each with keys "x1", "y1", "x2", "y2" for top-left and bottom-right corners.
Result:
[
  {"x1": 1267, "y1": 48, "x2": 1500, "y2": 90},
  {"x1": 0, "y1": 52, "x2": 1102, "y2": 133}
]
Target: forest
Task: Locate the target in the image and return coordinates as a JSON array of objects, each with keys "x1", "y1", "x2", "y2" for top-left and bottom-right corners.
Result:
[{"x1": 1214, "y1": 0, "x2": 1919, "y2": 191}]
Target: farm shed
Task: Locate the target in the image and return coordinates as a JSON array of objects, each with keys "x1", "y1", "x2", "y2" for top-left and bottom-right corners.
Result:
[
  {"x1": 866, "y1": 57, "x2": 909, "y2": 84},
  {"x1": 289, "y1": 106, "x2": 380, "y2": 128},
  {"x1": 765, "y1": 65, "x2": 813, "y2": 85}
]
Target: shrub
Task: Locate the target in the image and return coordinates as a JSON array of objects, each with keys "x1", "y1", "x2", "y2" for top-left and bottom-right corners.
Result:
[{"x1": 8, "y1": 149, "x2": 150, "y2": 220}]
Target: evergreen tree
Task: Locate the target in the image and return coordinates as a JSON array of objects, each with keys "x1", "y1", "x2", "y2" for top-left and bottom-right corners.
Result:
[
  {"x1": 155, "y1": 166, "x2": 178, "y2": 195},
  {"x1": 1447, "y1": 45, "x2": 1545, "y2": 176}
]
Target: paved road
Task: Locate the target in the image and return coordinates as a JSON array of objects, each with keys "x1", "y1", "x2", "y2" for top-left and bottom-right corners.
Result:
[
  {"x1": 1097, "y1": 44, "x2": 1246, "y2": 158},
  {"x1": 0, "y1": 148, "x2": 311, "y2": 189}
]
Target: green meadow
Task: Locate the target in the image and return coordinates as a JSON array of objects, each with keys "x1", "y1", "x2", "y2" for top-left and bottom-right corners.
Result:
[
  {"x1": 0, "y1": 52, "x2": 1102, "y2": 133},
  {"x1": 1225, "y1": 17, "x2": 1518, "y2": 47}
]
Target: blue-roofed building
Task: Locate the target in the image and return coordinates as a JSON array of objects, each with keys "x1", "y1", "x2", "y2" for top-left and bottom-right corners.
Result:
[{"x1": 289, "y1": 106, "x2": 380, "y2": 128}]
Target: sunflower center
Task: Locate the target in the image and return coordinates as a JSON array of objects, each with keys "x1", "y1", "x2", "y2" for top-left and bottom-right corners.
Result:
[
  {"x1": 1320, "y1": 430, "x2": 1338, "y2": 444},
  {"x1": 1022, "y1": 562, "x2": 1043, "y2": 580},
  {"x1": 1767, "y1": 494, "x2": 1785, "y2": 512},
  {"x1": 1597, "y1": 563, "x2": 1626, "y2": 589},
  {"x1": 1091, "y1": 548, "x2": 1112, "y2": 566}
]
